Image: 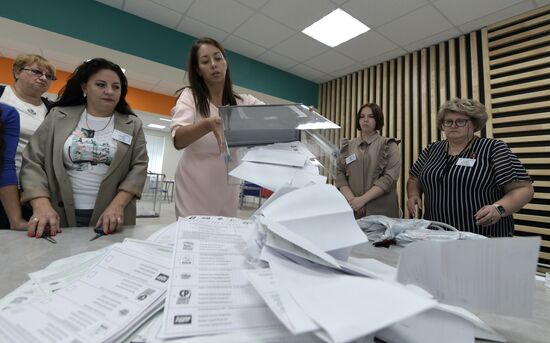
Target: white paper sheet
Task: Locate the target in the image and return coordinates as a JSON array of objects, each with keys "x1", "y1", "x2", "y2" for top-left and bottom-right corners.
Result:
[
  {"x1": 266, "y1": 141, "x2": 316, "y2": 159},
  {"x1": 397, "y1": 237, "x2": 540, "y2": 316},
  {"x1": 147, "y1": 221, "x2": 179, "y2": 245},
  {"x1": 229, "y1": 161, "x2": 326, "y2": 191},
  {"x1": 127, "y1": 310, "x2": 321, "y2": 343},
  {"x1": 242, "y1": 148, "x2": 309, "y2": 167},
  {"x1": 0, "y1": 280, "x2": 45, "y2": 310},
  {"x1": 376, "y1": 308, "x2": 475, "y2": 343},
  {"x1": 27, "y1": 248, "x2": 108, "y2": 294},
  {"x1": 243, "y1": 268, "x2": 320, "y2": 335},
  {"x1": 261, "y1": 216, "x2": 341, "y2": 269},
  {"x1": 259, "y1": 184, "x2": 367, "y2": 252},
  {"x1": 266, "y1": 250, "x2": 435, "y2": 343},
  {"x1": 258, "y1": 247, "x2": 322, "y2": 335},
  {"x1": 0, "y1": 245, "x2": 171, "y2": 343},
  {"x1": 340, "y1": 257, "x2": 397, "y2": 281},
  {"x1": 434, "y1": 303, "x2": 506, "y2": 342},
  {"x1": 161, "y1": 217, "x2": 280, "y2": 339}
]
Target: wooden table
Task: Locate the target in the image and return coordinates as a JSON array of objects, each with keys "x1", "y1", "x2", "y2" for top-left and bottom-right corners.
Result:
[{"x1": 0, "y1": 225, "x2": 162, "y2": 298}]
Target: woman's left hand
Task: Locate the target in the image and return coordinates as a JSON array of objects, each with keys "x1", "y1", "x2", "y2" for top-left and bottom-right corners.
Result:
[
  {"x1": 475, "y1": 205, "x2": 501, "y2": 226},
  {"x1": 96, "y1": 204, "x2": 124, "y2": 234},
  {"x1": 349, "y1": 196, "x2": 367, "y2": 211}
]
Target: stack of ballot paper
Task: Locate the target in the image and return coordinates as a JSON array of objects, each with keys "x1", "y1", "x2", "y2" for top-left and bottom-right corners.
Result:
[
  {"x1": 157, "y1": 183, "x2": 540, "y2": 343},
  {"x1": 229, "y1": 141, "x2": 327, "y2": 191},
  {"x1": 0, "y1": 181, "x2": 541, "y2": 343},
  {"x1": 0, "y1": 240, "x2": 173, "y2": 342}
]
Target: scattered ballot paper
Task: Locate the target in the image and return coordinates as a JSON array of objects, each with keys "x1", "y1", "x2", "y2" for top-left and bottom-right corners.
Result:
[
  {"x1": 259, "y1": 183, "x2": 367, "y2": 253},
  {"x1": 265, "y1": 248, "x2": 436, "y2": 343},
  {"x1": 0, "y1": 244, "x2": 172, "y2": 343},
  {"x1": 242, "y1": 147, "x2": 309, "y2": 167},
  {"x1": 229, "y1": 161, "x2": 326, "y2": 191},
  {"x1": 161, "y1": 217, "x2": 280, "y2": 339}
]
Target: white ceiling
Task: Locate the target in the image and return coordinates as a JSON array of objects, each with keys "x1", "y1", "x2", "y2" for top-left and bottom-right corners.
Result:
[
  {"x1": 98, "y1": 0, "x2": 549, "y2": 83},
  {"x1": 1, "y1": 0, "x2": 549, "y2": 132}
]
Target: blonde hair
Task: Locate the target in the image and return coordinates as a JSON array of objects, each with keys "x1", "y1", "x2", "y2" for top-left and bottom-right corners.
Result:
[
  {"x1": 437, "y1": 98, "x2": 488, "y2": 132},
  {"x1": 12, "y1": 54, "x2": 56, "y2": 80}
]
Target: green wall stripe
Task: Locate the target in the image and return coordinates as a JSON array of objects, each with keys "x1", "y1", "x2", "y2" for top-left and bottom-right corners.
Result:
[{"x1": 2, "y1": 0, "x2": 318, "y2": 105}]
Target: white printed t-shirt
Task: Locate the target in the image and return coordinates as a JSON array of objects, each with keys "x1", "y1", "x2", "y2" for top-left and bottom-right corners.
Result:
[{"x1": 62, "y1": 110, "x2": 117, "y2": 209}]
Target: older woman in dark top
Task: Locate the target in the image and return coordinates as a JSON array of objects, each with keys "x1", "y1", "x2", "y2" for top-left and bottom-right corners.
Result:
[{"x1": 407, "y1": 98, "x2": 533, "y2": 237}]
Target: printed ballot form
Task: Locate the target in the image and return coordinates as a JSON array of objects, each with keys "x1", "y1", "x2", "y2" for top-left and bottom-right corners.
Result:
[
  {"x1": 161, "y1": 216, "x2": 281, "y2": 339},
  {"x1": 0, "y1": 245, "x2": 171, "y2": 343}
]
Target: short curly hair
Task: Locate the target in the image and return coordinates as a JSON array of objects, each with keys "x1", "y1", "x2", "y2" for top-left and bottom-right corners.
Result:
[
  {"x1": 12, "y1": 54, "x2": 56, "y2": 80},
  {"x1": 437, "y1": 98, "x2": 488, "y2": 132}
]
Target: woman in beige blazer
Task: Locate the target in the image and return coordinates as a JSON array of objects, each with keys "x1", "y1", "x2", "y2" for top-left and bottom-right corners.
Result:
[{"x1": 20, "y1": 58, "x2": 148, "y2": 238}]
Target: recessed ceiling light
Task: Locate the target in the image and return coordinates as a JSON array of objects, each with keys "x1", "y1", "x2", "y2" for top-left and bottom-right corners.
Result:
[
  {"x1": 147, "y1": 124, "x2": 166, "y2": 129},
  {"x1": 159, "y1": 117, "x2": 171, "y2": 122},
  {"x1": 302, "y1": 8, "x2": 370, "y2": 48}
]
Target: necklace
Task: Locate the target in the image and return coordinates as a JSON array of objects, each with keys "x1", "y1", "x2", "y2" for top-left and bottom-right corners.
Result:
[
  {"x1": 447, "y1": 135, "x2": 475, "y2": 156},
  {"x1": 85, "y1": 111, "x2": 113, "y2": 132},
  {"x1": 439, "y1": 136, "x2": 476, "y2": 184}
]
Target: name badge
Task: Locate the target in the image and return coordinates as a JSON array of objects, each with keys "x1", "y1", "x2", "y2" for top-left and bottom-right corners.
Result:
[
  {"x1": 112, "y1": 129, "x2": 132, "y2": 145},
  {"x1": 456, "y1": 158, "x2": 476, "y2": 167},
  {"x1": 345, "y1": 153, "x2": 357, "y2": 165}
]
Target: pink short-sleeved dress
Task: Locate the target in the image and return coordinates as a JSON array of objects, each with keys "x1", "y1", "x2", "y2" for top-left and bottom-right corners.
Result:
[{"x1": 170, "y1": 88, "x2": 262, "y2": 218}]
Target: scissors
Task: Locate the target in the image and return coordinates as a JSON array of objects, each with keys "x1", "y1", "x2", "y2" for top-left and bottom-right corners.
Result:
[
  {"x1": 41, "y1": 225, "x2": 57, "y2": 244},
  {"x1": 90, "y1": 226, "x2": 106, "y2": 241}
]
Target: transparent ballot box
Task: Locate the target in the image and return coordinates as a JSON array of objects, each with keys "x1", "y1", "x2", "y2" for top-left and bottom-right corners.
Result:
[
  {"x1": 136, "y1": 172, "x2": 164, "y2": 217},
  {"x1": 220, "y1": 103, "x2": 339, "y2": 148},
  {"x1": 220, "y1": 104, "x2": 340, "y2": 187}
]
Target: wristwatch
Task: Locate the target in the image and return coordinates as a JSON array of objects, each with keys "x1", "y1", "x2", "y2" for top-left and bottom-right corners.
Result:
[{"x1": 493, "y1": 203, "x2": 506, "y2": 217}]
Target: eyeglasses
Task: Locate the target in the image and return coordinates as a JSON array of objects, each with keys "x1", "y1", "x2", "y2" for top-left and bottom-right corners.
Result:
[
  {"x1": 442, "y1": 119, "x2": 469, "y2": 127},
  {"x1": 21, "y1": 68, "x2": 57, "y2": 81}
]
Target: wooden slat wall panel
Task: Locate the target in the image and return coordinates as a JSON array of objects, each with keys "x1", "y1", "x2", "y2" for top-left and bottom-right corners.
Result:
[
  {"x1": 382, "y1": 62, "x2": 389, "y2": 138},
  {"x1": 396, "y1": 57, "x2": 404, "y2": 211},
  {"x1": 412, "y1": 51, "x2": 419, "y2": 175},
  {"x1": 351, "y1": 73, "x2": 358, "y2": 135},
  {"x1": 429, "y1": 46, "x2": 438, "y2": 142},
  {"x1": 389, "y1": 60, "x2": 395, "y2": 139},
  {"x1": 404, "y1": 54, "x2": 411, "y2": 218},
  {"x1": 317, "y1": 5, "x2": 550, "y2": 267},
  {"x1": 421, "y1": 48, "x2": 429, "y2": 150},
  {"x1": 319, "y1": 30, "x2": 490, "y2": 221},
  {"x1": 345, "y1": 75, "x2": 351, "y2": 141},
  {"x1": 488, "y1": 5, "x2": 550, "y2": 267},
  {"x1": 448, "y1": 40, "x2": 456, "y2": 99}
]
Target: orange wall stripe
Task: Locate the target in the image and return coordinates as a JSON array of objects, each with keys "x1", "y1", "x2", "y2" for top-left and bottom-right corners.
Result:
[{"x1": 0, "y1": 57, "x2": 174, "y2": 116}]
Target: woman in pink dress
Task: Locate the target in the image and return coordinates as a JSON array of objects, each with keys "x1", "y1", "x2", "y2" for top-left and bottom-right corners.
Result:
[{"x1": 170, "y1": 37, "x2": 262, "y2": 218}]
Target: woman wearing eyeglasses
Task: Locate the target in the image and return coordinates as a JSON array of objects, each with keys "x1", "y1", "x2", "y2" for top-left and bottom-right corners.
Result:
[
  {"x1": 0, "y1": 54, "x2": 56, "y2": 230},
  {"x1": 407, "y1": 98, "x2": 533, "y2": 237},
  {"x1": 0, "y1": 54, "x2": 56, "y2": 172}
]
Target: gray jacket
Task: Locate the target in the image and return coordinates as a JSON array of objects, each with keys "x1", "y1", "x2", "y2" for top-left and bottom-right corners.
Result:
[{"x1": 20, "y1": 105, "x2": 148, "y2": 227}]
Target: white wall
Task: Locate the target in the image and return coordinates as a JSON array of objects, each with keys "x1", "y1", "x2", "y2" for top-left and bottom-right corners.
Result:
[
  {"x1": 143, "y1": 128, "x2": 182, "y2": 180},
  {"x1": 161, "y1": 134, "x2": 182, "y2": 181}
]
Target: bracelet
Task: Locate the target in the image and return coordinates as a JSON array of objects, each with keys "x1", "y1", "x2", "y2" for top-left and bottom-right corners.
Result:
[{"x1": 493, "y1": 203, "x2": 506, "y2": 216}]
